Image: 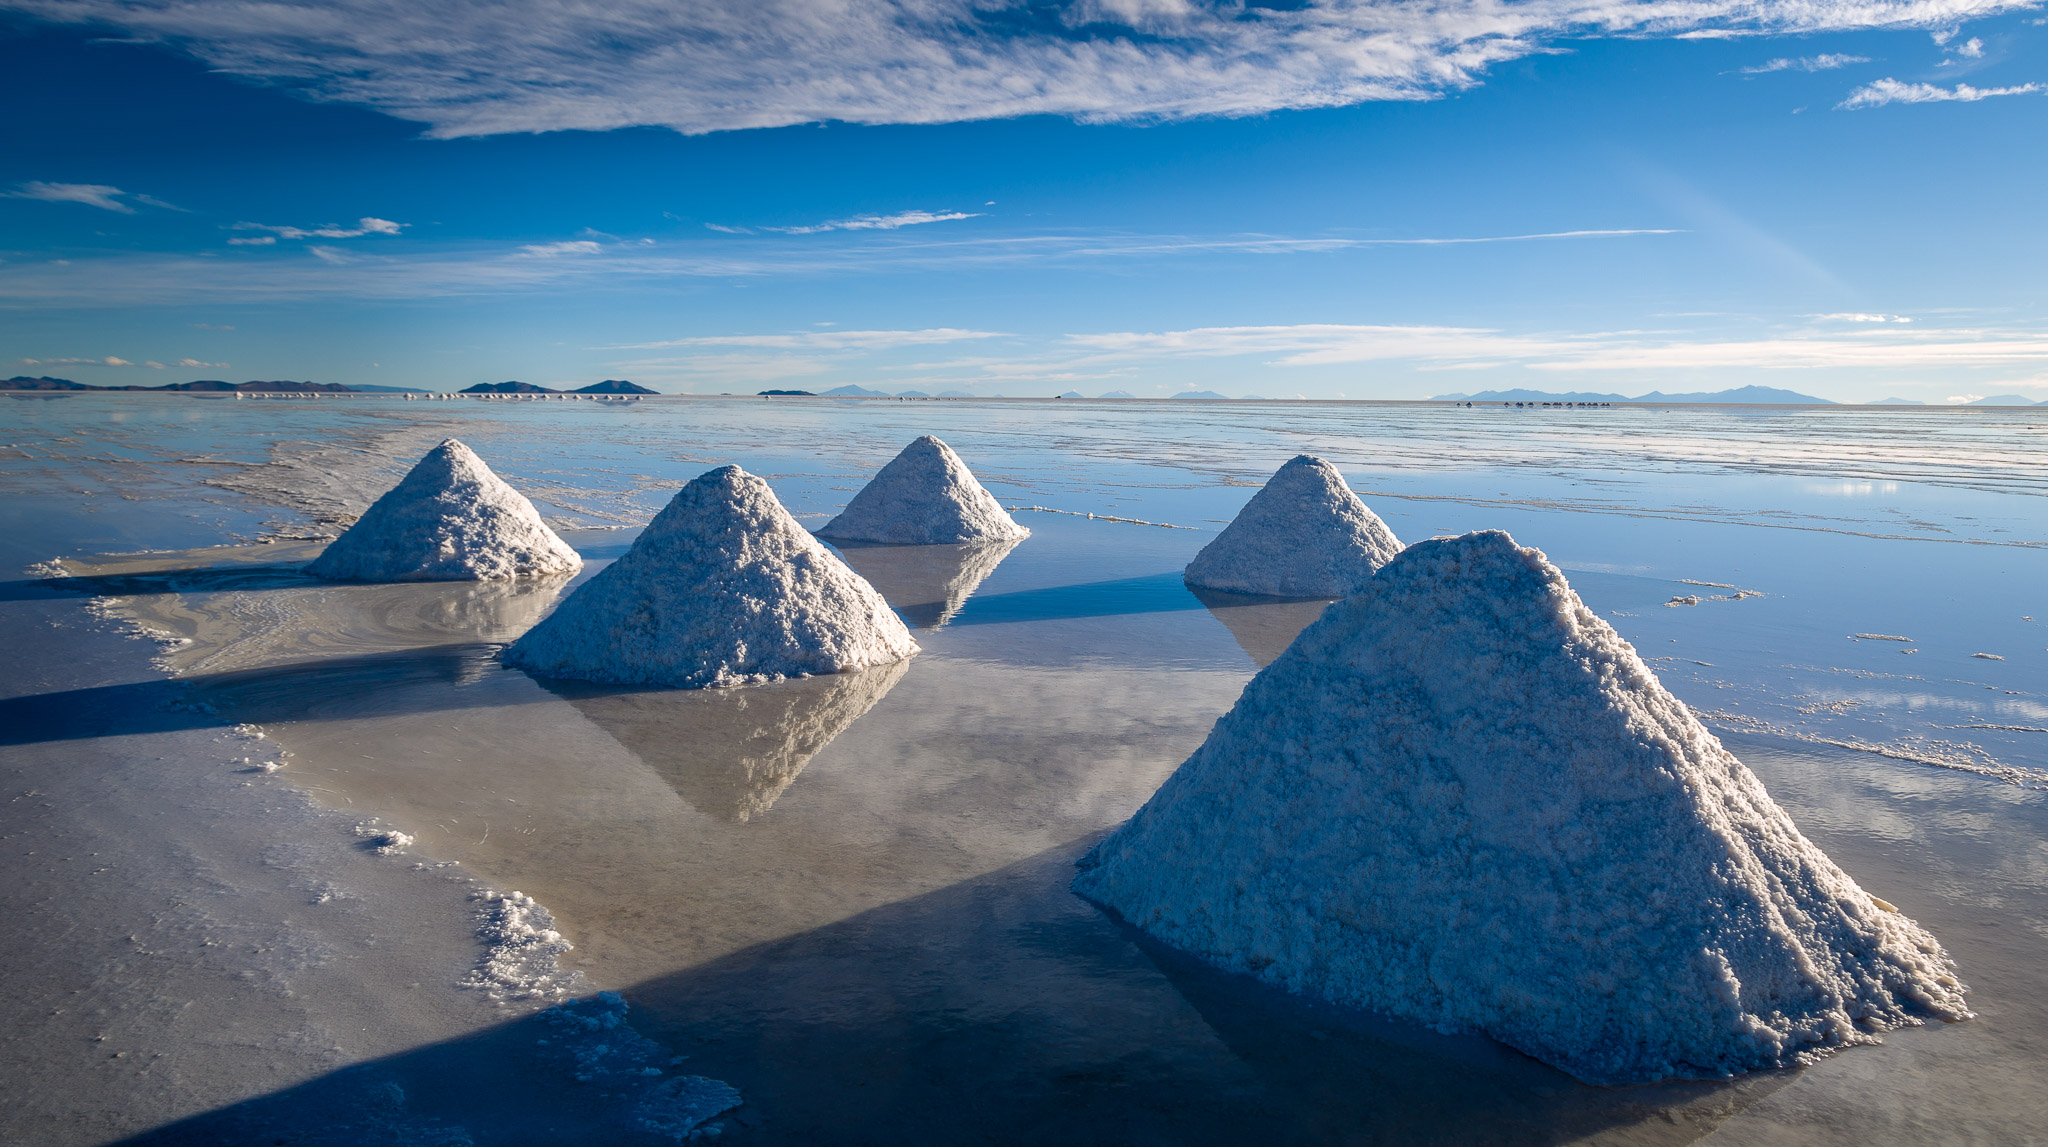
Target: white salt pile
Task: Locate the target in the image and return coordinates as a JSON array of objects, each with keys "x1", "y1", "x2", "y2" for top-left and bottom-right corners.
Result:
[
  {"x1": 1077, "y1": 530, "x2": 1968, "y2": 1084},
  {"x1": 816, "y1": 435, "x2": 1030, "y2": 545},
  {"x1": 1183, "y1": 455, "x2": 1401, "y2": 598},
  {"x1": 505, "y1": 464, "x2": 916, "y2": 688},
  {"x1": 304, "y1": 439, "x2": 582, "y2": 582}
]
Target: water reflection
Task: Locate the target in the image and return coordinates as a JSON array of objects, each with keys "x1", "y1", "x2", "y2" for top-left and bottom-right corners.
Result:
[
  {"x1": 829, "y1": 536, "x2": 1022, "y2": 629},
  {"x1": 1188, "y1": 587, "x2": 1335, "y2": 668},
  {"x1": 540, "y1": 659, "x2": 911, "y2": 823}
]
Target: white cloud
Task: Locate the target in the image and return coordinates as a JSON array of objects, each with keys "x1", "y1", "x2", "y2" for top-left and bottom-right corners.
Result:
[
  {"x1": 1955, "y1": 35, "x2": 1986, "y2": 55},
  {"x1": 1740, "y1": 53, "x2": 1871, "y2": 73},
  {"x1": 175, "y1": 358, "x2": 229, "y2": 367},
  {"x1": 1810, "y1": 312, "x2": 1913, "y2": 322},
  {"x1": 3, "y1": 0, "x2": 2038, "y2": 137},
  {"x1": 615, "y1": 329, "x2": 1003, "y2": 351},
  {"x1": 764, "y1": 210, "x2": 982, "y2": 235},
  {"x1": 308, "y1": 245, "x2": 352, "y2": 264},
  {"x1": 518, "y1": 240, "x2": 606, "y2": 257},
  {"x1": 5, "y1": 181, "x2": 137, "y2": 213},
  {"x1": 1840, "y1": 77, "x2": 2044, "y2": 108},
  {"x1": 227, "y1": 236, "x2": 277, "y2": 246},
  {"x1": 21, "y1": 355, "x2": 140, "y2": 366},
  {"x1": 1947, "y1": 393, "x2": 1984, "y2": 402},
  {"x1": 233, "y1": 217, "x2": 405, "y2": 240}
]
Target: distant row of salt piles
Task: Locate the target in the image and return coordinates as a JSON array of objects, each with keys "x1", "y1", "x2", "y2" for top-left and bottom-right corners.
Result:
[{"x1": 303, "y1": 435, "x2": 1968, "y2": 1085}]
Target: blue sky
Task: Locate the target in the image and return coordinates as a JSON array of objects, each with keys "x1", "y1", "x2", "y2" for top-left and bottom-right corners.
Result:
[{"x1": 2, "y1": 0, "x2": 2046, "y2": 400}]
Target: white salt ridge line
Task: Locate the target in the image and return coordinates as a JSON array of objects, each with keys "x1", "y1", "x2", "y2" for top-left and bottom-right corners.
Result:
[
  {"x1": 1007, "y1": 505, "x2": 1201, "y2": 530},
  {"x1": 461, "y1": 889, "x2": 586, "y2": 1005},
  {"x1": 1933, "y1": 723, "x2": 2048, "y2": 733},
  {"x1": 1701, "y1": 709, "x2": 2048, "y2": 788},
  {"x1": 1973, "y1": 653, "x2": 2006, "y2": 660},
  {"x1": 1851, "y1": 633, "x2": 1916, "y2": 641}
]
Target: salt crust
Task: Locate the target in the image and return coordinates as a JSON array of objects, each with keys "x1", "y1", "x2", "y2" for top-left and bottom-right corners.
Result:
[
  {"x1": 1183, "y1": 454, "x2": 1402, "y2": 597},
  {"x1": 816, "y1": 435, "x2": 1030, "y2": 545},
  {"x1": 305, "y1": 439, "x2": 583, "y2": 582},
  {"x1": 505, "y1": 464, "x2": 917, "y2": 688},
  {"x1": 1077, "y1": 530, "x2": 1970, "y2": 1084}
]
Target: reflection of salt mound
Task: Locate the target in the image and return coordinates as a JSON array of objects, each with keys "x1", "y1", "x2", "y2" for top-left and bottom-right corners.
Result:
[
  {"x1": 831, "y1": 536, "x2": 1022, "y2": 629},
  {"x1": 1078, "y1": 531, "x2": 1968, "y2": 1084},
  {"x1": 552, "y1": 659, "x2": 909, "y2": 822},
  {"x1": 1187, "y1": 587, "x2": 1334, "y2": 669},
  {"x1": 817, "y1": 436, "x2": 1029, "y2": 545},
  {"x1": 1183, "y1": 455, "x2": 1399, "y2": 597},
  {"x1": 505, "y1": 464, "x2": 916, "y2": 688},
  {"x1": 306, "y1": 439, "x2": 582, "y2": 582}
]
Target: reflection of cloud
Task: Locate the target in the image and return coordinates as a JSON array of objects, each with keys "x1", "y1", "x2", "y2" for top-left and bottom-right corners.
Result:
[
  {"x1": 13, "y1": 0, "x2": 2033, "y2": 137},
  {"x1": 548, "y1": 660, "x2": 910, "y2": 823},
  {"x1": 832, "y1": 537, "x2": 1023, "y2": 630}
]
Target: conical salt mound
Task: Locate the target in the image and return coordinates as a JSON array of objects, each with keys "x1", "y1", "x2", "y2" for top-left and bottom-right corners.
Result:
[
  {"x1": 504, "y1": 464, "x2": 916, "y2": 688},
  {"x1": 305, "y1": 439, "x2": 582, "y2": 582},
  {"x1": 1076, "y1": 531, "x2": 1968, "y2": 1085},
  {"x1": 1182, "y1": 455, "x2": 1400, "y2": 597},
  {"x1": 816, "y1": 436, "x2": 1029, "y2": 545}
]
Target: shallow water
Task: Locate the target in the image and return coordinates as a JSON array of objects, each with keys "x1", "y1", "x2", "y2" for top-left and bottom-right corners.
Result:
[{"x1": 4, "y1": 394, "x2": 2046, "y2": 1144}]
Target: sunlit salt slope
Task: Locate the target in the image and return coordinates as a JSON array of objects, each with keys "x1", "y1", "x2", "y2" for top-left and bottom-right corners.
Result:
[
  {"x1": 1078, "y1": 530, "x2": 1968, "y2": 1084},
  {"x1": 505, "y1": 464, "x2": 916, "y2": 688},
  {"x1": 305, "y1": 438, "x2": 582, "y2": 582},
  {"x1": 817, "y1": 435, "x2": 1029, "y2": 545},
  {"x1": 1183, "y1": 454, "x2": 1401, "y2": 597}
]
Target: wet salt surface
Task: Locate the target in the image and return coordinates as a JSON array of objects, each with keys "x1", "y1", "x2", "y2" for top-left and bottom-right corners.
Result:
[{"x1": 4, "y1": 395, "x2": 2047, "y2": 1143}]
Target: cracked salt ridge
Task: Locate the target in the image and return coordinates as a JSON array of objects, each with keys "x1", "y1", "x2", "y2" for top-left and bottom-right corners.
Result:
[
  {"x1": 1698, "y1": 710, "x2": 2048, "y2": 788},
  {"x1": 1078, "y1": 531, "x2": 1970, "y2": 1085}
]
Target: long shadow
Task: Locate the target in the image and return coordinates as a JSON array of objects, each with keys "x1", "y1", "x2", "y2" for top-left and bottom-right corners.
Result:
[
  {"x1": 535, "y1": 660, "x2": 911, "y2": 822},
  {"x1": 1188, "y1": 587, "x2": 1336, "y2": 669},
  {"x1": 946, "y1": 572, "x2": 1206, "y2": 627},
  {"x1": 0, "y1": 565, "x2": 315, "y2": 602},
  {"x1": 115, "y1": 841, "x2": 1771, "y2": 1146},
  {"x1": 0, "y1": 644, "x2": 517, "y2": 747}
]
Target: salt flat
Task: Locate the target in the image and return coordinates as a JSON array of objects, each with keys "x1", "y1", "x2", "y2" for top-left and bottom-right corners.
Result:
[{"x1": 2, "y1": 394, "x2": 2043, "y2": 1145}]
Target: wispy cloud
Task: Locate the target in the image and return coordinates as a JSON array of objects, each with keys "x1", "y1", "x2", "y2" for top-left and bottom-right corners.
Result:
[
  {"x1": 614, "y1": 329, "x2": 1003, "y2": 351},
  {"x1": 22, "y1": 355, "x2": 138, "y2": 366},
  {"x1": 1740, "y1": 53, "x2": 1871, "y2": 73},
  {"x1": 765, "y1": 210, "x2": 982, "y2": 235},
  {"x1": 519, "y1": 240, "x2": 606, "y2": 257},
  {"x1": 1810, "y1": 312, "x2": 1913, "y2": 322},
  {"x1": 4, "y1": 0, "x2": 2037, "y2": 137},
  {"x1": 5, "y1": 181, "x2": 145, "y2": 213},
  {"x1": 307, "y1": 245, "x2": 352, "y2": 264},
  {"x1": 1840, "y1": 78, "x2": 2044, "y2": 108},
  {"x1": 232, "y1": 217, "x2": 405, "y2": 240}
]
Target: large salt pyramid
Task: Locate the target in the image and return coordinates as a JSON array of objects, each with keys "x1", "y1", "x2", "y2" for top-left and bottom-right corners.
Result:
[
  {"x1": 1182, "y1": 455, "x2": 1400, "y2": 597},
  {"x1": 504, "y1": 464, "x2": 916, "y2": 688},
  {"x1": 816, "y1": 436, "x2": 1029, "y2": 545},
  {"x1": 305, "y1": 439, "x2": 582, "y2": 582},
  {"x1": 1076, "y1": 531, "x2": 1968, "y2": 1084}
]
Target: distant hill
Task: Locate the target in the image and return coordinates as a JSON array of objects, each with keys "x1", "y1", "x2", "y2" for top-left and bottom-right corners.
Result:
[
  {"x1": 758, "y1": 389, "x2": 816, "y2": 396},
  {"x1": 347, "y1": 384, "x2": 434, "y2": 393},
  {"x1": 1, "y1": 376, "x2": 352, "y2": 393},
  {"x1": 937, "y1": 390, "x2": 976, "y2": 398},
  {"x1": 895, "y1": 390, "x2": 932, "y2": 398},
  {"x1": 821, "y1": 384, "x2": 888, "y2": 397},
  {"x1": 1866, "y1": 397, "x2": 1924, "y2": 405},
  {"x1": 1056, "y1": 390, "x2": 1087, "y2": 399},
  {"x1": 578, "y1": 379, "x2": 657, "y2": 394},
  {"x1": 1966, "y1": 394, "x2": 2037, "y2": 406},
  {"x1": 1170, "y1": 390, "x2": 1236, "y2": 400},
  {"x1": 1433, "y1": 385, "x2": 1829, "y2": 405},
  {"x1": 463, "y1": 381, "x2": 557, "y2": 394},
  {"x1": 1097, "y1": 390, "x2": 1136, "y2": 399}
]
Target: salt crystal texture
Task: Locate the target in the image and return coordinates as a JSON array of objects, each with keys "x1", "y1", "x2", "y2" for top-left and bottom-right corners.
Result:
[
  {"x1": 1183, "y1": 455, "x2": 1401, "y2": 597},
  {"x1": 817, "y1": 435, "x2": 1029, "y2": 545},
  {"x1": 1077, "y1": 530, "x2": 1968, "y2": 1084},
  {"x1": 505, "y1": 464, "x2": 916, "y2": 688},
  {"x1": 305, "y1": 439, "x2": 582, "y2": 582}
]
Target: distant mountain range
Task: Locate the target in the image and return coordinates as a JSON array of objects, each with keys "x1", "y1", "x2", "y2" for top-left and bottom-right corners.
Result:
[
  {"x1": 1429, "y1": 385, "x2": 1835, "y2": 404},
  {"x1": 1, "y1": 375, "x2": 348, "y2": 393},
  {"x1": 461, "y1": 379, "x2": 658, "y2": 395}
]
